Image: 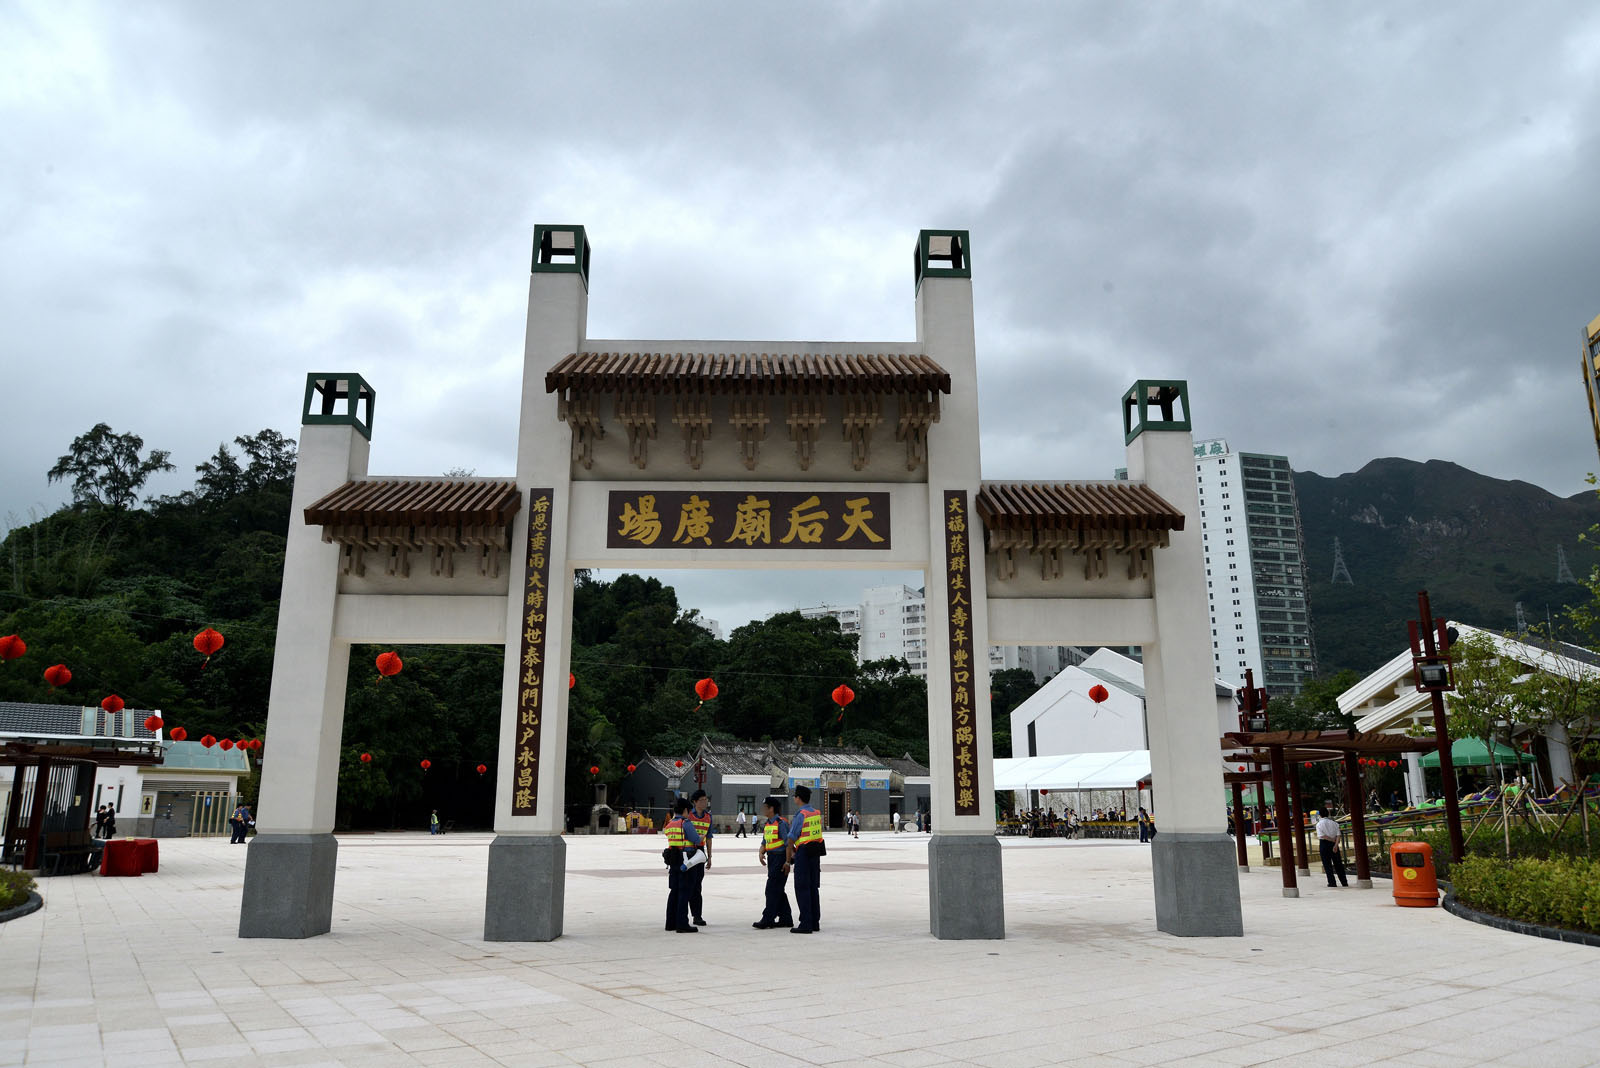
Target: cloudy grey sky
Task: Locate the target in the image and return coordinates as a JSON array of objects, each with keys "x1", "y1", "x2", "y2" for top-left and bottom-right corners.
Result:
[{"x1": 5, "y1": 3, "x2": 1600, "y2": 630}]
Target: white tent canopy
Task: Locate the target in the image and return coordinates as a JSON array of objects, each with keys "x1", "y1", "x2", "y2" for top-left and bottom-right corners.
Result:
[{"x1": 993, "y1": 750, "x2": 1151, "y2": 792}]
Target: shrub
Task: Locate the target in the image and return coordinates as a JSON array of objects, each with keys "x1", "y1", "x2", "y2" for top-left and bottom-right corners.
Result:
[
  {"x1": 1451, "y1": 855, "x2": 1600, "y2": 936},
  {"x1": 0, "y1": 869, "x2": 36, "y2": 911}
]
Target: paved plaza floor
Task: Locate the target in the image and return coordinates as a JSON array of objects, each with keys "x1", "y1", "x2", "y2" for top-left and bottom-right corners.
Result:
[{"x1": 4, "y1": 831, "x2": 1599, "y2": 1068}]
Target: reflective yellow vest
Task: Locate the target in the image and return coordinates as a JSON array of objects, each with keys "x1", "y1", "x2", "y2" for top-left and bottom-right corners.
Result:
[
  {"x1": 664, "y1": 817, "x2": 687, "y2": 848},
  {"x1": 795, "y1": 806, "x2": 823, "y2": 846},
  {"x1": 763, "y1": 817, "x2": 786, "y2": 852},
  {"x1": 689, "y1": 811, "x2": 712, "y2": 841}
]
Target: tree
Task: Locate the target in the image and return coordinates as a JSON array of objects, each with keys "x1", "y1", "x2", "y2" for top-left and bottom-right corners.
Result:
[
  {"x1": 235, "y1": 429, "x2": 297, "y2": 489},
  {"x1": 47, "y1": 424, "x2": 175, "y2": 511},
  {"x1": 1267, "y1": 670, "x2": 1361, "y2": 732},
  {"x1": 194, "y1": 444, "x2": 244, "y2": 501},
  {"x1": 1446, "y1": 631, "x2": 1524, "y2": 782}
]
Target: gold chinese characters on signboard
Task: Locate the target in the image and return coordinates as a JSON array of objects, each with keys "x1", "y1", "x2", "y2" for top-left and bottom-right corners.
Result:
[
  {"x1": 943, "y1": 489, "x2": 980, "y2": 816},
  {"x1": 607, "y1": 491, "x2": 891, "y2": 550},
  {"x1": 513, "y1": 488, "x2": 554, "y2": 816}
]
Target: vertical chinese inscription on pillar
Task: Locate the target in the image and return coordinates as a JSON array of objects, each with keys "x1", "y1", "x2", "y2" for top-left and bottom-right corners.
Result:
[
  {"x1": 943, "y1": 490, "x2": 980, "y2": 816},
  {"x1": 513, "y1": 488, "x2": 554, "y2": 816}
]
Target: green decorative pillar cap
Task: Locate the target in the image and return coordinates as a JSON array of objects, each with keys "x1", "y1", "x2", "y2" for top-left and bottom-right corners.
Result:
[
  {"x1": 532, "y1": 225, "x2": 591, "y2": 290},
  {"x1": 914, "y1": 229, "x2": 971, "y2": 291},
  {"x1": 302, "y1": 373, "x2": 376, "y2": 440},
  {"x1": 1122, "y1": 380, "x2": 1191, "y2": 444}
]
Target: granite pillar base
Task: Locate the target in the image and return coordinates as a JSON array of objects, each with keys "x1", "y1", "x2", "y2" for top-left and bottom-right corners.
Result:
[
  {"x1": 1151, "y1": 832, "x2": 1245, "y2": 936},
  {"x1": 928, "y1": 833, "x2": 1004, "y2": 940},
  {"x1": 239, "y1": 833, "x2": 337, "y2": 939},
  {"x1": 484, "y1": 834, "x2": 565, "y2": 942}
]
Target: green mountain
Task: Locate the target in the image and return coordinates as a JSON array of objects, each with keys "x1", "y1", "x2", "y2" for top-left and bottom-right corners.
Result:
[{"x1": 1294, "y1": 459, "x2": 1600, "y2": 676}]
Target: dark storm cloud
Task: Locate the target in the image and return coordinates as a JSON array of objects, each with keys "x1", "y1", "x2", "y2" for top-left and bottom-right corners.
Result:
[{"x1": 4, "y1": 2, "x2": 1599, "y2": 627}]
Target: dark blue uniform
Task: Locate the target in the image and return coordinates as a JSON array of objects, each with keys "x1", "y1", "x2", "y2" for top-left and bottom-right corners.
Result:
[{"x1": 758, "y1": 815, "x2": 794, "y2": 927}]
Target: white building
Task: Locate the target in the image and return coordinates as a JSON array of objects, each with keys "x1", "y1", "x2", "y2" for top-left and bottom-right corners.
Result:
[
  {"x1": 803, "y1": 583, "x2": 1075, "y2": 682},
  {"x1": 1008, "y1": 649, "x2": 1238, "y2": 759},
  {"x1": 1339, "y1": 623, "x2": 1590, "y2": 804}
]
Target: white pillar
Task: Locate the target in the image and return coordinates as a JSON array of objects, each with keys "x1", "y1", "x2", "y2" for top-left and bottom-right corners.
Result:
[
  {"x1": 1404, "y1": 752, "x2": 1426, "y2": 806},
  {"x1": 1546, "y1": 723, "x2": 1575, "y2": 788},
  {"x1": 1124, "y1": 383, "x2": 1243, "y2": 936},
  {"x1": 241, "y1": 396, "x2": 370, "y2": 938},
  {"x1": 916, "y1": 231, "x2": 1004, "y2": 939},
  {"x1": 484, "y1": 227, "x2": 589, "y2": 941}
]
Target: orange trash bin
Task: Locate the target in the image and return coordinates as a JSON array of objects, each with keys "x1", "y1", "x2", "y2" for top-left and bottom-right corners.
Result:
[{"x1": 1391, "y1": 842, "x2": 1439, "y2": 907}]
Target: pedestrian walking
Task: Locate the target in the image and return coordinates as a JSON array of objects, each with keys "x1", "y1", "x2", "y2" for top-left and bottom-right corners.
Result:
[
  {"x1": 1315, "y1": 805, "x2": 1349, "y2": 888},
  {"x1": 430, "y1": 809, "x2": 441, "y2": 835},
  {"x1": 735, "y1": 809, "x2": 748, "y2": 838},
  {"x1": 753, "y1": 796, "x2": 794, "y2": 929}
]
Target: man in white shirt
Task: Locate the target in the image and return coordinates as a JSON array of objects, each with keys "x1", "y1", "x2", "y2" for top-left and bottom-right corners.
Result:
[
  {"x1": 735, "y1": 809, "x2": 748, "y2": 838},
  {"x1": 1314, "y1": 805, "x2": 1349, "y2": 888}
]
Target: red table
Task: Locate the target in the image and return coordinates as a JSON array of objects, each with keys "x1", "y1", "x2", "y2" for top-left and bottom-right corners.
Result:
[{"x1": 101, "y1": 838, "x2": 159, "y2": 876}]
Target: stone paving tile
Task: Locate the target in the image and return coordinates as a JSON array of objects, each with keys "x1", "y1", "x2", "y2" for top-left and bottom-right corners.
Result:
[{"x1": 6, "y1": 833, "x2": 1600, "y2": 1067}]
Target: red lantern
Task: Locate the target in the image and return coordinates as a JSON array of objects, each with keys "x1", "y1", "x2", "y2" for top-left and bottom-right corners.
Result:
[
  {"x1": 0, "y1": 634, "x2": 26, "y2": 661},
  {"x1": 569, "y1": 672, "x2": 575, "y2": 689},
  {"x1": 360, "y1": 752, "x2": 372, "y2": 763},
  {"x1": 170, "y1": 726, "x2": 188, "y2": 741},
  {"x1": 1237, "y1": 765, "x2": 1245, "y2": 772},
  {"x1": 220, "y1": 738, "x2": 234, "y2": 751},
  {"x1": 100, "y1": 694, "x2": 125, "y2": 714},
  {"x1": 193, "y1": 627, "x2": 225, "y2": 668},
  {"x1": 420, "y1": 759, "x2": 431, "y2": 771},
  {"x1": 249, "y1": 739, "x2": 262, "y2": 751},
  {"x1": 1388, "y1": 760, "x2": 1399, "y2": 769},
  {"x1": 476, "y1": 763, "x2": 488, "y2": 775},
  {"x1": 144, "y1": 715, "x2": 164, "y2": 732},
  {"x1": 376, "y1": 651, "x2": 403, "y2": 677},
  {"x1": 675, "y1": 760, "x2": 684, "y2": 768},
  {"x1": 1088, "y1": 684, "x2": 1109, "y2": 704},
  {"x1": 43, "y1": 663, "x2": 72, "y2": 687},
  {"x1": 200, "y1": 734, "x2": 216, "y2": 748},
  {"x1": 1040, "y1": 789, "x2": 1049, "y2": 796},
  {"x1": 694, "y1": 677, "x2": 718, "y2": 702},
  {"x1": 589, "y1": 765, "x2": 599, "y2": 775},
  {"x1": 626, "y1": 763, "x2": 637, "y2": 773},
  {"x1": 1303, "y1": 761, "x2": 1312, "y2": 769},
  {"x1": 832, "y1": 684, "x2": 856, "y2": 707}
]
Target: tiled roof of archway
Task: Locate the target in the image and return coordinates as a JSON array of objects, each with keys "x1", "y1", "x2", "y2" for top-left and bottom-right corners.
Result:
[
  {"x1": 544, "y1": 352, "x2": 951, "y2": 395},
  {"x1": 304, "y1": 478, "x2": 521, "y2": 528},
  {"x1": 976, "y1": 481, "x2": 1186, "y2": 533}
]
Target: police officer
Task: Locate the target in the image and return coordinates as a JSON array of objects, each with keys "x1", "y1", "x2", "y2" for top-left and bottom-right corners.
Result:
[
  {"x1": 663, "y1": 798, "x2": 697, "y2": 933},
  {"x1": 784, "y1": 784, "x2": 823, "y2": 933},
  {"x1": 685, "y1": 789, "x2": 713, "y2": 926},
  {"x1": 752, "y1": 796, "x2": 794, "y2": 929}
]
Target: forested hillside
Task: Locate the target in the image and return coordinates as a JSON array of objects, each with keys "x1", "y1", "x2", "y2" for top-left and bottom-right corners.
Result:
[{"x1": 1295, "y1": 459, "x2": 1600, "y2": 674}]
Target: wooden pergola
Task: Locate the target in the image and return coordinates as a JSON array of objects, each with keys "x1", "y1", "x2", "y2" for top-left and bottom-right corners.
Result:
[
  {"x1": 1, "y1": 738, "x2": 164, "y2": 871},
  {"x1": 1221, "y1": 729, "x2": 1440, "y2": 897}
]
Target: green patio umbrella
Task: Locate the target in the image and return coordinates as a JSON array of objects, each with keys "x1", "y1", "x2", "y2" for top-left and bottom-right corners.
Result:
[{"x1": 1418, "y1": 737, "x2": 1534, "y2": 768}]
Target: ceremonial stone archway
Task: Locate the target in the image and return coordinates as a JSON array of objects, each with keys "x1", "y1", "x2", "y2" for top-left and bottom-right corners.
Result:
[{"x1": 240, "y1": 226, "x2": 1243, "y2": 941}]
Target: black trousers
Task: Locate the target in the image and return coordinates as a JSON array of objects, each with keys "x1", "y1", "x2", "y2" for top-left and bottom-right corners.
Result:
[
  {"x1": 761, "y1": 853, "x2": 793, "y2": 925},
  {"x1": 1319, "y1": 839, "x2": 1348, "y2": 887},
  {"x1": 665, "y1": 865, "x2": 689, "y2": 929},
  {"x1": 792, "y1": 849, "x2": 821, "y2": 930}
]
